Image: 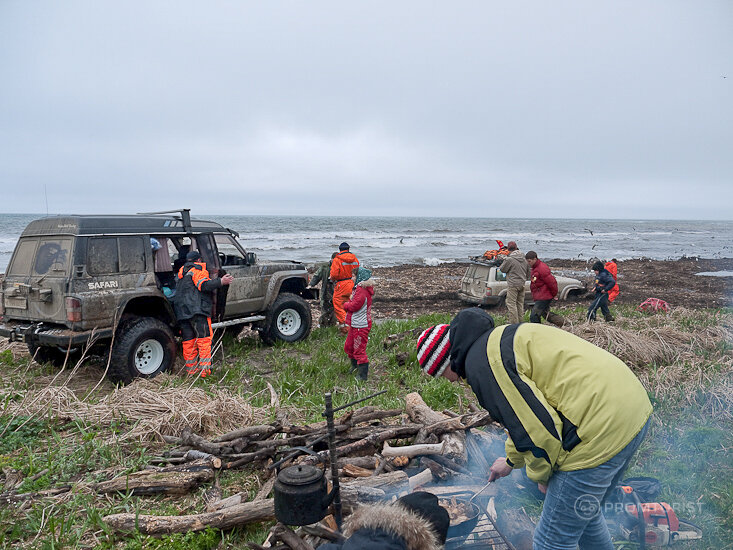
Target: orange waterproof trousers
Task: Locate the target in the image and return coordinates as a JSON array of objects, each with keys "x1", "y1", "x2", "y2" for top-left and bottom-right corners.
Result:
[
  {"x1": 180, "y1": 315, "x2": 213, "y2": 376},
  {"x1": 332, "y1": 279, "x2": 354, "y2": 325}
]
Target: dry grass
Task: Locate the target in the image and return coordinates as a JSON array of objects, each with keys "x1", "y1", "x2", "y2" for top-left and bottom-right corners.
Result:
[
  {"x1": 564, "y1": 307, "x2": 733, "y2": 418},
  {"x1": 2, "y1": 375, "x2": 267, "y2": 442}
]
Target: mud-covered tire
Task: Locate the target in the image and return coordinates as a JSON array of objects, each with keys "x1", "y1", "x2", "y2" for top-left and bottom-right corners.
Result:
[
  {"x1": 260, "y1": 293, "x2": 312, "y2": 345},
  {"x1": 109, "y1": 317, "x2": 176, "y2": 384},
  {"x1": 27, "y1": 343, "x2": 79, "y2": 368}
]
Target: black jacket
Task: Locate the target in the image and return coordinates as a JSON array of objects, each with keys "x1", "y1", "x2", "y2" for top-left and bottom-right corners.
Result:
[{"x1": 173, "y1": 261, "x2": 222, "y2": 320}]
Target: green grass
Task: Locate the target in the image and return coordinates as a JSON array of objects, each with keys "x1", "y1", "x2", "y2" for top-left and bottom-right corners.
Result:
[{"x1": 0, "y1": 307, "x2": 731, "y2": 548}]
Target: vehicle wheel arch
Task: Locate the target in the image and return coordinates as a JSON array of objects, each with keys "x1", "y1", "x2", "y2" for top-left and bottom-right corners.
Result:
[
  {"x1": 118, "y1": 295, "x2": 177, "y2": 328},
  {"x1": 264, "y1": 272, "x2": 309, "y2": 309},
  {"x1": 562, "y1": 286, "x2": 586, "y2": 300}
]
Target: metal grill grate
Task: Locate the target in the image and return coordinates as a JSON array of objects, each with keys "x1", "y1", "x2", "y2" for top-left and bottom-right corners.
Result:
[{"x1": 445, "y1": 512, "x2": 514, "y2": 550}]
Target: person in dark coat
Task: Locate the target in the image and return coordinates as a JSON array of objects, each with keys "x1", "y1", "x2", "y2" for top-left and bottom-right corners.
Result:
[
  {"x1": 525, "y1": 251, "x2": 565, "y2": 326},
  {"x1": 174, "y1": 251, "x2": 233, "y2": 377},
  {"x1": 309, "y1": 252, "x2": 338, "y2": 326},
  {"x1": 318, "y1": 492, "x2": 449, "y2": 550},
  {"x1": 587, "y1": 260, "x2": 616, "y2": 322}
]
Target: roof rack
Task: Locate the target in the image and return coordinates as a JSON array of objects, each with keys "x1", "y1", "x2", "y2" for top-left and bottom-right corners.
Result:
[{"x1": 137, "y1": 209, "x2": 192, "y2": 233}]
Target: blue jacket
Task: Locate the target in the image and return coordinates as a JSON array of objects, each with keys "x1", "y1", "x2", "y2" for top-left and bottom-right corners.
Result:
[{"x1": 593, "y1": 268, "x2": 616, "y2": 295}]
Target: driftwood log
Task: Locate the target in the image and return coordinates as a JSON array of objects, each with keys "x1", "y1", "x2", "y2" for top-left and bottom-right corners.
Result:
[
  {"x1": 94, "y1": 460, "x2": 214, "y2": 496},
  {"x1": 405, "y1": 392, "x2": 466, "y2": 463},
  {"x1": 340, "y1": 470, "x2": 408, "y2": 491},
  {"x1": 407, "y1": 468, "x2": 434, "y2": 491},
  {"x1": 271, "y1": 523, "x2": 315, "y2": 550},
  {"x1": 104, "y1": 499, "x2": 277, "y2": 535},
  {"x1": 103, "y1": 486, "x2": 389, "y2": 535},
  {"x1": 382, "y1": 441, "x2": 444, "y2": 458}
]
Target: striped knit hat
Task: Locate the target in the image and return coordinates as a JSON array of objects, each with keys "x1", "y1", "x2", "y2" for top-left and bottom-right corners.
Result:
[{"x1": 416, "y1": 324, "x2": 451, "y2": 377}]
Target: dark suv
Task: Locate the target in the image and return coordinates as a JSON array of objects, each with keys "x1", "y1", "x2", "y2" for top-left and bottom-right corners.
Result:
[{"x1": 0, "y1": 209, "x2": 315, "y2": 383}]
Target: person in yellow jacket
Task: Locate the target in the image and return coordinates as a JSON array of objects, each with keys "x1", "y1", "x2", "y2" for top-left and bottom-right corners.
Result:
[
  {"x1": 329, "y1": 242, "x2": 359, "y2": 330},
  {"x1": 417, "y1": 308, "x2": 652, "y2": 550},
  {"x1": 174, "y1": 251, "x2": 233, "y2": 377}
]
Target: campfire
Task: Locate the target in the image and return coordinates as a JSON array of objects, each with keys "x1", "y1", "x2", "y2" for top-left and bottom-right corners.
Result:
[{"x1": 97, "y1": 390, "x2": 535, "y2": 549}]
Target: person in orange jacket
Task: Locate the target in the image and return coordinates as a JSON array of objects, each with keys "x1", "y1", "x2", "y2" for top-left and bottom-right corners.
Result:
[
  {"x1": 605, "y1": 259, "x2": 620, "y2": 302},
  {"x1": 174, "y1": 251, "x2": 233, "y2": 377},
  {"x1": 330, "y1": 242, "x2": 359, "y2": 330}
]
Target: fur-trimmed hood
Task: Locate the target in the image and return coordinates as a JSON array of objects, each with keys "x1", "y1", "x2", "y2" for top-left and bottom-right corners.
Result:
[
  {"x1": 342, "y1": 502, "x2": 443, "y2": 550},
  {"x1": 357, "y1": 279, "x2": 374, "y2": 289}
]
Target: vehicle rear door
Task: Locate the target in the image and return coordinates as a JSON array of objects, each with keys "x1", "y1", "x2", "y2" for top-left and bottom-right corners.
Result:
[
  {"x1": 3, "y1": 237, "x2": 73, "y2": 324},
  {"x1": 460, "y1": 264, "x2": 482, "y2": 297}
]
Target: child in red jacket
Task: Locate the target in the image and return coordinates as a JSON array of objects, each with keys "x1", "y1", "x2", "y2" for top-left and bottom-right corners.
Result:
[{"x1": 344, "y1": 267, "x2": 374, "y2": 380}]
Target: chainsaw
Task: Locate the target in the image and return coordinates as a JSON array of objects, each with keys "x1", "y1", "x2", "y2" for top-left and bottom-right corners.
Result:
[{"x1": 608, "y1": 485, "x2": 703, "y2": 547}]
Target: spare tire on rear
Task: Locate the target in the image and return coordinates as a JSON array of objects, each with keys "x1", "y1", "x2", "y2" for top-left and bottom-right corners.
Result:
[
  {"x1": 260, "y1": 293, "x2": 312, "y2": 345},
  {"x1": 109, "y1": 317, "x2": 177, "y2": 384}
]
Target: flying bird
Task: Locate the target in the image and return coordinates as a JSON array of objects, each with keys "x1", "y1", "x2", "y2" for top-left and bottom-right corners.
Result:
[
  {"x1": 592, "y1": 244, "x2": 597, "y2": 250},
  {"x1": 584, "y1": 228, "x2": 594, "y2": 236}
]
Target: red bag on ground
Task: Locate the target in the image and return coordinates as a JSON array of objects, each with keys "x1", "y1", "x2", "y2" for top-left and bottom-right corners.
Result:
[{"x1": 637, "y1": 298, "x2": 670, "y2": 313}]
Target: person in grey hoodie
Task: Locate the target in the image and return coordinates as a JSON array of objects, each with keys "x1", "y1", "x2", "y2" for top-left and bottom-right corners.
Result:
[{"x1": 499, "y1": 241, "x2": 530, "y2": 323}]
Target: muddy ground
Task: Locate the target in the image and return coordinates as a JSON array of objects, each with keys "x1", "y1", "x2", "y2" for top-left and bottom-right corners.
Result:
[{"x1": 366, "y1": 257, "x2": 733, "y2": 320}]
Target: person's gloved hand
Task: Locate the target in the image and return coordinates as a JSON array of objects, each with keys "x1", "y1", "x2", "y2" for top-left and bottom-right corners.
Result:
[{"x1": 396, "y1": 492, "x2": 450, "y2": 544}]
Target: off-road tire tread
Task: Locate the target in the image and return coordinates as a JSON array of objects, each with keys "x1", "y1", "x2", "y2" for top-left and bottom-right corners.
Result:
[
  {"x1": 109, "y1": 317, "x2": 176, "y2": 384},
  {"x1": 261, "y1": 292, "x2": 312, "y2": 345}
]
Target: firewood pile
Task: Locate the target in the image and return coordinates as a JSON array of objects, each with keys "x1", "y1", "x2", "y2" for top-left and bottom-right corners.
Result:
[{"x1": 92, "y1": 391, "x2": 534, "y2": 548}]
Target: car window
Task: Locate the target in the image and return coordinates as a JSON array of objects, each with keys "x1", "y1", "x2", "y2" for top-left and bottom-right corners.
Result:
[
  {"x1": 119, "y1": 237, "x2": 146, "y2": 273},
  {"x1": 495, "y1": 270, "x2": 507, "y2": 282},
  {"x1": 214, "y1": 234, "x2": 246, "y2": 266},
  {"x1": 7, "y1": 238, "x2": 38, "y2": 276},
  {"x1": 33, "y1": 238, "x2": 72, "y2": 276},
  {"x1": 88, "y1": 238, "x2": 118, "y2": 274}
]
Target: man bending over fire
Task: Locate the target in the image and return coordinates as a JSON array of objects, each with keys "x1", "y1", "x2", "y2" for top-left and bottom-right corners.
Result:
[{"x1": 417, "y1": 308, "x2": 652, "y2": 550}]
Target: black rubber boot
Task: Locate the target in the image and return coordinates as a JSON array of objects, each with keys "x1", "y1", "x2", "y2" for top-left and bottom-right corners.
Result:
[
  {"x1": 350, "y1": 358, "x2": 358, "y2": 372},
  {"x1": 604, "y1": 314, "x2": 615, "y2": 322},
  {"x1": 356, "y1": 363, "x2": 369, "y2": 381}
]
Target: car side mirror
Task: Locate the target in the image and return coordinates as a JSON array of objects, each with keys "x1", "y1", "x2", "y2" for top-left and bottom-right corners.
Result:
[{"x1": 246, "y1": 252, "x2": 257, "y2": 265}]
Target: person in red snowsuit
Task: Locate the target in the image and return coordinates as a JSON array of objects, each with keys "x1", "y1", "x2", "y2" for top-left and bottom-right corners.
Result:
[
  {"x1": 344, "y1": 267, "x2": 374, "y2": 381},
  {"x1": 330, "y1": 242, "x2": 360, "y2": 329},
  {"x1": 605, "y1": 259, "x2": 620, "y2": 302}
]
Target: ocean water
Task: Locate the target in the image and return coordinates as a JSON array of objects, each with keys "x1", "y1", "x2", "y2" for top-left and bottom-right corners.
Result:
[{"x1": 1, "y1": 213, "x2": 732, "y2": 273}]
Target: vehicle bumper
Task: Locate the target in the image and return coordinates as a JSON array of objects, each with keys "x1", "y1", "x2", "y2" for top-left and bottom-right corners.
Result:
[
  {"x1": 0, "y1": 320, "x2": 113, "y2": 346},
  {"x1": 457, "y1": 292, "x2": 501, "y2": 306}
]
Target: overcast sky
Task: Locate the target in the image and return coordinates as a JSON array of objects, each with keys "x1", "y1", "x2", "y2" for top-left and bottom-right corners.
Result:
[{"x1": 0, "y1": 1, "x2": 731, "y2": 219}]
